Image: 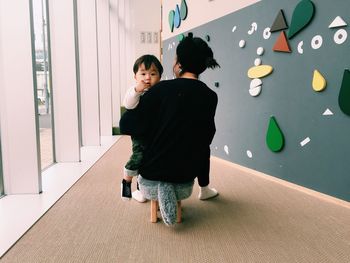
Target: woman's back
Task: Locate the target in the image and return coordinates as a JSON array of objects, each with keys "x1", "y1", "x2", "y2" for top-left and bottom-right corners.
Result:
[{"x1": 138, "y1": 78, "x2": 218, "y2": 183}]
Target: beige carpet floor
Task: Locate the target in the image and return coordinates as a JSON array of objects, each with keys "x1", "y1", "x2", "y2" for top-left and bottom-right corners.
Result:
[{"x1": 1, "y1": 136, "x2": 350, "y2": 263}]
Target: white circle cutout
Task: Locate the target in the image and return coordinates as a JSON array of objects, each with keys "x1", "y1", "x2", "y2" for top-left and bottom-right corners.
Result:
[
  {"x1": 311, "y1": 35, "x2": 323, "y2": 49},
  {"x1": 334, "y1": 29, "x2": 347, "y2": 44},
  {"x1": 263, "y1": 27, "x2": 271, "y2": 40}
]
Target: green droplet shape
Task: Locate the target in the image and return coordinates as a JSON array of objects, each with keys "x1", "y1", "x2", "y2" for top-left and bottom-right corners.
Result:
[
  {"x1": 180, "y1": 0, "x2": 188, "y2": 20},
  {"x1": 168, "y1": 10, "x2": 175, "y2": 32},
  {"x1": 177, "y1": 33, "x2": 185, "y2": 42},
  {"x1": 338, "y1": 69, "x2": 350, "y2": 116},
  {"x1": 266, "y1": 116, "x2": 284, "y2": 152},
  {"x1": 288, "y1": 0, "x2": 315, "y2": 39}
]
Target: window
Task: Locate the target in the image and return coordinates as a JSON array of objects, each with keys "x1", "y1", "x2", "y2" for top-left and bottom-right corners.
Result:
[{"x1": 32, "y1": 0, "x2": 55, "y2": 169}]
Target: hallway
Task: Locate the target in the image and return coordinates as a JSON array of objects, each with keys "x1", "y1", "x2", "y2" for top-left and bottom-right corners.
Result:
[{"x1": 2, "y1": 136, "x2": 349, "y2": 263}]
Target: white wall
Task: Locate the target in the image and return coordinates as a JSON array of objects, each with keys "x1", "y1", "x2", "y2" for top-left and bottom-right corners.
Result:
[
  {"x1": 113, "y1": 0, "x2": 162, "y2": 123},
  {"x1": 96, "y1": 0, "x2": 113, "y2": 136},
  {"x1": 0, "y1": 1, "x2": 41, "y2": 194},
  {"x1": 77, "y1": 0, "x2": 101, "y2": 146},
  {"x1": 48, "y1": 0, "x2": 81, "y2": 162},
  {"x1": 162, "y1": 0, "x2": 261, "y2": 40},
  {"x1": 110, "y1": 0, "x2": 122, "y2": 127},
  {"x1": 130, "y1": 0, "x2": 161, "y2": 60}
]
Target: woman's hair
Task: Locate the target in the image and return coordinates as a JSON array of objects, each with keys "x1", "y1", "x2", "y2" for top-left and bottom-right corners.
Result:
[
  {"x1": 133, "y1": 54, "x2": 163, "y2": 76},
  {"x1": 176, "y1": 33, "x2": 220, "y2": 75}
]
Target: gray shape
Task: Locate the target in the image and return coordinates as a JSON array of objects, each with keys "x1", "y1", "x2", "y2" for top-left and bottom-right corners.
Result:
[{"x1": 270, "y1": 9, "x2": 288, "y2": 32}]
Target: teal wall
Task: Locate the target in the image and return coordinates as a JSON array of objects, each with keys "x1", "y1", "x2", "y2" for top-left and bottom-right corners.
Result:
[{"x1": 162, "y1": 0, "x2": 350, "y2": 201}]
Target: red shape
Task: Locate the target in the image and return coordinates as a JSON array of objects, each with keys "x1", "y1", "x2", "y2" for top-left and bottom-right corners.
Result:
[{"x1": 273, "y1": 31, "x2": 291, "y2": 53}]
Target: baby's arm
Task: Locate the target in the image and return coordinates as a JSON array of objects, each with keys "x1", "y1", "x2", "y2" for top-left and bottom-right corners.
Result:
[
  {"x1": 123, "y1": 81, "x2": 150, "y2": 109},
  {"x1": 123, "y1": 86, "x2": 142, "y2": 109}
]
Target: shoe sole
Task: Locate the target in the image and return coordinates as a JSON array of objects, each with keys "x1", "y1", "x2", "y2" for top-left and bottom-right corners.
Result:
[
  {"x1": 199, "y1": 192, "x2": 219, "y2": 200},
  {"x1": 121, "y1": 183, "x2": 132, "y2": 201}
]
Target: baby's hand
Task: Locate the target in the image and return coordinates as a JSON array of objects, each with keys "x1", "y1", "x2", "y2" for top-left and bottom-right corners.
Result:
[{"x1": 135, "y1": 80, "x2": 151, "y2": 92}]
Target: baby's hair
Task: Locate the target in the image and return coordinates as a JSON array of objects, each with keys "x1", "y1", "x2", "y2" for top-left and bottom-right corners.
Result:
[
  {"x1": 133, "y1": 54, "x2": 163, "y2": 76},
  {"x1": 176, "y1": 33, "x2": 220, "y2": 76}
]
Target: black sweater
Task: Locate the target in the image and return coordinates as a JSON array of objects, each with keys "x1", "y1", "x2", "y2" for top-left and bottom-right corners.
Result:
[{"x1": 120, "y1": 78, "x2": 218, "y2": 184}]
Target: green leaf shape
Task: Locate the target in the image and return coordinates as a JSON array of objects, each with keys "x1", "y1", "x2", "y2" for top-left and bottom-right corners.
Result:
[
  {"x1": 266, "y1": 116, "x2": 284, "y2": 152},
  {"x1": 287, "y1": 0, "x2": 315, "y2": 39},
  {"x1": 168, "y1": 10, "x2": 175, "y2": 32},
  {"x1": 180, "y1": 0, "x2": 188, "y2": 20},
  {"x1": 338, "y1": 69, "x2": 350, "y2": 116}
]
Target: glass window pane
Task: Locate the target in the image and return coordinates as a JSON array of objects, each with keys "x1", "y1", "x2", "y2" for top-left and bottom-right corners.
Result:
[{"x1": 32, "y1": 0, "x2": 54, "y2": 169}]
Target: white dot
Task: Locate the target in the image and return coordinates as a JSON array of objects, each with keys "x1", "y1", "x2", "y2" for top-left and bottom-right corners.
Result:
[
  {"x1": 246, "y1": 150, "x2": 253, "y2": 158},
  {"x1": 263, "y1": 27, "x2": 271, "y2": 40},
  {"x1": 334, "y1": 29, "x2": 347, "y2": 44},
  {"x1": 232, "y1": 26, "x2": 237, "y2": 32},
  {"x1": 224, "y1": 145, "x2": 229, "y2": 155},
  {"x1": 257, "y1": 47, "x2": 264, "y2": 56},
  {"x1": 239, "y1": 40, "x2": 246, "y2": 48},
  {"x1": 254, "y1": 58, "x2": 262, "y2": 66},
  {"x1": 311, "y1": 35, "x2": 323, "y2": 49}
]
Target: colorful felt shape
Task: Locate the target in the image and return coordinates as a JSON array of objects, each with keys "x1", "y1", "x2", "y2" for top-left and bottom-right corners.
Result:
[
  {"x1": 273, "y1": 31, "x2": 291, "y2": 52},
  {"x1": 177, "y1": 33, "x2": 185, "y2": 41},
  {"x1": 249, "y1": 85, "x2": 262, "y2": 97},
  {"x1": 254, "y1": 58, "x2": 262, "y2": 66},
  {"x1": 266, "y1": 116, "x2": 284, "y2": 152},
  {"x1": 287, "y1": 0, "x2": 315, "y2": 39},
  {"x1": 311, "y1": 35, "x2": 323, "y2": 49},
  {"x1": 300, "y1": 137, "x2": 310, "y2": 147},
  {"x1": 338, "y1": 69, "x2": 350, "y2": 116},
  {"x1": 168, "y1": 10, "x2": 175, "y2": 32},
  {"x1": 270, "y1": 9, "x2": 288, "y2": 32},
  {"x1": 297, "y1": 41, "x2": 304, "y2": 54},
  {"x1": 180, "y1": 0, "x2": 188, "y2": 20},
  {"x1": 250, "y1": 78, "x2": 262, "y2": 89},
  {"x1": 257, "y1": 47, "x2": 264, "y2": 56},
  {"x1": 312, "y1": 70, "x2": 326, "y2": 91},
  {"x1": 174, "y1": 4, "x2": 181, "y2": 28},
  {"x1": 322, "y1": 108, "x2": 333, "y2": 116},
  {"x1": 249, "y1": 78, "x2": 262, "y2": 97},
  {"x1": 329, "y1": 16, "x2": 347, "y2": 28},
  {"x1": 239, "y1": 40, "x2": 246, "y2": 48},
  {"x1": 334, "y1": 29, "x2": 347, "y2": 44},
  {"x1": 247, "y1": 65, "x2": 273, "y2": 79}
]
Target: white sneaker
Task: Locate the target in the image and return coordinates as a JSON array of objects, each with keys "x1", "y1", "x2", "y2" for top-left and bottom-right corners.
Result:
[
  {"x1": 132, "y1": 190, "x2": 147, "y2": 203},
  {"x1": 198, "y1": 186, "x2": 219, "y2": 200}
]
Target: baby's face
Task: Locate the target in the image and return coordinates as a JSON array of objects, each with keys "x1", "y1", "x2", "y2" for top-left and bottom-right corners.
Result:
[{"x1": 135, "y1": 63, "x2": 161, "y2": 88}]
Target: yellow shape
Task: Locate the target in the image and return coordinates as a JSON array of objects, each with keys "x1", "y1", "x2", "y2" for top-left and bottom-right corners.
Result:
[
  {"x1": 312, "y1": 69, "x2": 326, "y2": 91},
  {"x1": 247, "y1": 65, "x2": 273, "y2": 79}
]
